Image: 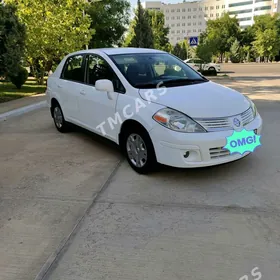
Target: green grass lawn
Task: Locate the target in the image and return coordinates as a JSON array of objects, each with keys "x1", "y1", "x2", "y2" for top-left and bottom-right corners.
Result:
[{"x1": 0, "y1": 78, "x2": 46, "y2": 103}]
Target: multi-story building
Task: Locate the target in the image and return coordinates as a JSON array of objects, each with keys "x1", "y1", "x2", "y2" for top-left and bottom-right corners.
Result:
[{"x1": 142, "y1": 0, "x2": 279, "y2": 45}]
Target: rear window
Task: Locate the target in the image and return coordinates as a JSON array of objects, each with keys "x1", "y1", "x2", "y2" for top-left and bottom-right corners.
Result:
[{"x1": 61, "y1": 55, "x2": 85, "y2": 83}]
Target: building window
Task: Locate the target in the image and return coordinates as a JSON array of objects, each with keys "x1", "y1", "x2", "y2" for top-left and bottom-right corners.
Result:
[
  {"x1": 188, "y1": 29, "x2": 191, "y2": 33},
  {"x1": 171, "y1": 24, "x2": 175, "y2": 27},
  {"x1": 188, "y1": 15, "x2": 191, "y2": 19},
  {"x1": 188, "y1": 22, "x2": 191, "y2": 26},
  {"x1": 182, "y1": 8, "x2": 186, "y2": 12},
  {"x1": 182, "y1": 16, "x2": 186, "y2": 19},
  {"x1": 193, "y1": 29, "x2": 196, "y2": 32},
  {"x1": 229, "y1": 1, "x2": 253, "y2": 7},
  {"x1": 177, "y1": 16, "x2": 180, "y2": 19},
  {"x1": 171, "y1": 9, "x2": 174, "y2": 12},
  {"x1": 216, "y1": 13, "x2": 219, "y2": 17},
  {"x1": 205, "y1": 6, "x2": 208, "y2": 10},
  {"x1": 166, "y1": 9, "x2": 169, "y2": 13},
  {"x1": 182, "y1": 22, "x2": 186, "y2": 26},
  {"x1": 216, "y1": 5, "x2": 219, "y2": 9},
  {"x1": 204, "y1": 14, "x2": 208, "y2": 17},
  {"x1": 177, "y1": 23, "x2": 180, "y2": 26},
  {"x1": 177, "y1": 9, "x2": 180, "y2": 12},
  {"x1": 193, "y1": 8, "x2": 197, "y2": 11},
  {"x1": 193, "y1": 22, "x2": 196, "y2": 25},
  {"x1": 188, "y1": 8, "x2": 191, "y2": 12},
  {"x1": 210, "y1": 14, "x2": 213, "y2": 17},
  {"x1": 177, "y1": 30, "x2": 180, "y2": 33},
  {"x1": 238, "y1": 17, "x2": 252, "y2": 21},
  {"x1": 210, "y1": 6, "x2": 214, "y2": 10},
  {"x1": 171, "y1": 16, "x2": 175, "y2": 20},
  {"x1": 166, "y1": 17, "x2": 169, "y2": 20},
  {"x1": 199, "y1": 7, "x2": 202, "y2": 11},
  {"x1": 198, "y1": 29, "x2": 202, "y2": 32},
  {"x1": 193, "y1": 15, "x2": 196, "y2": 18},
  {"x1": 171, "y1": 30, "x2": 175, "y2": 34},
  {"x1": 198, "y1": 22, "x2": 202, "y2": 25},
  {"x1": 222, "y1": 5, "x2": 225, "y2": 8},
  {"x1": 254, "y1": 5, "x2": 271, "y2": 11},
  {"x1": 229, "y1": 9, "x2": 252, "y2": 15}
]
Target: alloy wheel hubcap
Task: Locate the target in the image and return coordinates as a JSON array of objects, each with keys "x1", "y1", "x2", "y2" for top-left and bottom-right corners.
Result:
[
  {"x1": 126, "y1": 134, "x2": 147, "y2": 168},
  {"x1": 54, "y1": 107, "x2": 63, "y2": 128}
]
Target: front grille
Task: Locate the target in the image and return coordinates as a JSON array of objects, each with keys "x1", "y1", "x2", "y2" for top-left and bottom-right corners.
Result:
[
  {"x1": 241, "y1": 107, "x2": 254, "y2": 126},
  {"x1": 209, "y1": 147, "x2": 230, "y2": 159},
  {"x1": 195, "y1": 107, "x2": 254, "y2": 132},
  {"x1": 196, "y1": 118, "x2": 232, "y2": 131}
]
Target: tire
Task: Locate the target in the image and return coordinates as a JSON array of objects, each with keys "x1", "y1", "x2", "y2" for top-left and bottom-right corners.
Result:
[
  {"x1": 52, "y1": 103, "x2": 69, "y2": 133},
  {"x1": 122, "y1": 127, "x2": 158, "y2": 174}
]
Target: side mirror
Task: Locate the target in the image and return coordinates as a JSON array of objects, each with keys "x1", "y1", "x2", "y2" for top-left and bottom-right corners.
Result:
[{"x1": 95, "y1": 79, "x2": 114, "y2": 93}]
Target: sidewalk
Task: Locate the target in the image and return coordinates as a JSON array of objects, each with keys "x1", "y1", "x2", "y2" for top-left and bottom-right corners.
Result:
[{"x1": 0, "y1": 94, "x2": 47, "y2": 115}]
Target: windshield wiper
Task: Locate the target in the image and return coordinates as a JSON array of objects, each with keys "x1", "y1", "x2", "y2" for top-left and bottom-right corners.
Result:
[
  {"x1": 161, "y1": 78, "x2": 208, "y2": 85},
  {"x1": 134, "y1": 82, "x2": 159, "y2": 89},
  {"x1": 134, "y1": 78, "x2": 208, "y2": 89}
]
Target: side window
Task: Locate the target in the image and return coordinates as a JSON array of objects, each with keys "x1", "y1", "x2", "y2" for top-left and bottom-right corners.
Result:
[
  {"x1": 86, "y1": 55, "x2": 125, "y2": 93},
  {"x1": 188, "y1": 60, "x2": 194, "y2": 63},
  {"x1": 195, "y1": 59, "x2": 203, "y2": 64},
  {"x1": 61, "y1": 55, "x2": 85, "y2": 83}
]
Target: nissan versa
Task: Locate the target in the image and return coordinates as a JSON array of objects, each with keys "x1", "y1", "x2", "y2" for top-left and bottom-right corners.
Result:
[{"x1": 46, "y1": 48, "x2": 263, "y2": 174}]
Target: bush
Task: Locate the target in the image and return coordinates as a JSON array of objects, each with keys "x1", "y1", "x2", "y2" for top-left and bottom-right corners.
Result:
[
  {"x1": 199, "y1": 69, "x2": 217, "y2": 76},
  {"x1": 8, "y1": 67, "x2": 28, "y2": 89}
]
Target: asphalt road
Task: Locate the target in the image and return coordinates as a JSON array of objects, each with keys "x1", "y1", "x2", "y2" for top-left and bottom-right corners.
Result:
[
  {"x1": 221, "y1": 63, "x2": 280, "y2": 77},
  {"x1": 1, "y1": 77, "x2": 280, "y2": 280}
]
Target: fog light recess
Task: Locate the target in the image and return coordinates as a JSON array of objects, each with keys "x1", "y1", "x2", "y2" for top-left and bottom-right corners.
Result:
[{"x1": 184, "y1": 151, "x2": 190, "y2": 158}]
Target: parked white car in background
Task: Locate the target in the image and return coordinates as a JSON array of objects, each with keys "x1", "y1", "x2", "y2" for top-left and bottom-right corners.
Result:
[
  {"x1": 184, "y1": 58, "x2": 221, "y2": 72},
  {"x1": 46, "y1": 48, "x2": 262, "y2": 174}
]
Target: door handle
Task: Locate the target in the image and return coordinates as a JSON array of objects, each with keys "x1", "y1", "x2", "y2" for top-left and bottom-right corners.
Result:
[{"x1": 80, "y1": 90, "x2": 86, "y2": 96}]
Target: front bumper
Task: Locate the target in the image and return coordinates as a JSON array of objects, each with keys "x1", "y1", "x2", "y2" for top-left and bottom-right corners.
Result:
[{"x1": 149, "y1": 113, "x2": 262, "y2": 168}]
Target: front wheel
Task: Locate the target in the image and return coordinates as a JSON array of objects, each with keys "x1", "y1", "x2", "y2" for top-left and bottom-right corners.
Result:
[
  {"x1": 123, "y1": 128, "x2": 158, "y2": 174},
  {"x1": 52, "y1": 104, "x2": 69, "y2": 133}
]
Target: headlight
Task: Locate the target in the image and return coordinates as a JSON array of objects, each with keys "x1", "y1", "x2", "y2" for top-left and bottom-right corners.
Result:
[
  {"x1": 245, "y1": 96, "x2": 257, "y2": 118},
  {"x1": 153, "y1": 108, "x2": 207, "y2": 133}
]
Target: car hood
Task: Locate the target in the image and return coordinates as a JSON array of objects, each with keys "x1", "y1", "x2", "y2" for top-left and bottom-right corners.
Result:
[{"x1": 139, "y1": 81, "x2": 250, "y2": 118}]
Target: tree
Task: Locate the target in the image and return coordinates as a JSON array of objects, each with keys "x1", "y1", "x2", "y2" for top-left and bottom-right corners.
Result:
[
  {"x1": 253, "y1": 28, "x2": 280, "y2": 61},
  {"x1": 6, "y1": 0, "x2": 92, "y2": 84},
  {"x1": 171, "y1": 43, "x2": 186, "y2": 60},
  {"x1": 252, "y1": 14, "x2": 280, "y2": 61},
  {"x1": 0, "y1": 3, "x2": 25, "y2": 78},
  {"x1": 203, "y1": 13, "x2": 240, "y2": 61},
  {"x1": 86, "y1": 0, "x2": 130, "y2": 48},
  {"x1": 148, "y1": 10, "x2": 170, "y2": 51},
  {"x1": 230, "y1": 39, "x2": 241, "y2": 63},
  {"x1": 126, "y1": 0, "x2": 154, "y2": 48}
]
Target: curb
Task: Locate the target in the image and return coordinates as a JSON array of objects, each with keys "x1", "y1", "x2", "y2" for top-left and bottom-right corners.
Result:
[
  {"x1": 0, "y1": 101, "x2": 47, "y2": 122},
  {"x1": 34, "y1": 160, "x2": 123, "y2": 280}
]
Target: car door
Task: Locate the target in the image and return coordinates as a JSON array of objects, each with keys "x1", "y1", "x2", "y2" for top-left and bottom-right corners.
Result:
[
  {"x1": 58, "y1": 54, "x2": 86, "y2": 122},
  {"x1": 78, "y1": 54, "x2": 125, "y2": 141},
  {"x1": 187, "y1": 59, "x2": 196, "y2": 70},
  {"x1": 193, "y1": 59, "x2": 203, "y2": 71}
]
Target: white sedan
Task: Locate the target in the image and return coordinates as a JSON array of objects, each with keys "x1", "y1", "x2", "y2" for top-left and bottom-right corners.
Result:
[
  {"x1": 46, "y1": 48, "x2": 262, "y2": 174},
  {"x1": 184, "y1": 58, "x2": 221, "y2": 72}
]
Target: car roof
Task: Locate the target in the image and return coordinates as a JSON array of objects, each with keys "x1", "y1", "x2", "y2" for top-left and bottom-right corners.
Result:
[{"x1": 70, "y1": 47, "x2": 166, "y2": 56}]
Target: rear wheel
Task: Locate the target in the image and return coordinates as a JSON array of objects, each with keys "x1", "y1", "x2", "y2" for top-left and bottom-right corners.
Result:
[
  {"x1": 122, "y1": 127, "x2": 158, "y2": 174},
  {"x1": 208, "y1": 66, "x2": 216, "y2": 71},
  {"x1": 52, "y1": 103, "x2": 69, "y2": 133}
]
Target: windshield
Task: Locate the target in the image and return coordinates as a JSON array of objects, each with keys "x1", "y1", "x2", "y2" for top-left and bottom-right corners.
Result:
[{"x1": 109, "y1": 53, "x2": 208, "y2": 89}]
